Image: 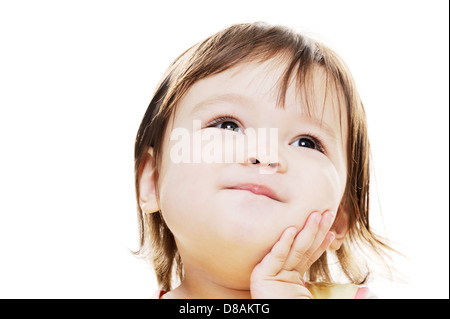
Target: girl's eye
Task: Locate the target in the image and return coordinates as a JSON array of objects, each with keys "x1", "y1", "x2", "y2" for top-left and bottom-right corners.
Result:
[
  {"x1": 290, "y1": 136, "x2": 325, "y2": 153},
  {"x1": 218, "y1": 121, "x2": 240, "y2": 131},
  {"x1": 208, "y1": 116, "x2": 244, "y2": 133}
]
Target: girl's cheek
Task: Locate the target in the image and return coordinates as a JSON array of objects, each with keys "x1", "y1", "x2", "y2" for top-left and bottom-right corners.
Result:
[{"x1": 288, "y1": 157, "x2": 345, "y2": 216}]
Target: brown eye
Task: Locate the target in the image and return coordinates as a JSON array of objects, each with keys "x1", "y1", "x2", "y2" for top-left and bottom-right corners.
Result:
[
  {"x1": 290, "y1": 136, "x2": 325, "y2": 153},
  {"x1": 297, "y1": 137, "x2": 316, "y2": 149},
  {"x1": 218, "y1": 121, "x2": 239, "y2": 131},
  {"x1": 208, "y1": 116, "x2": 244, "y2": 133}
]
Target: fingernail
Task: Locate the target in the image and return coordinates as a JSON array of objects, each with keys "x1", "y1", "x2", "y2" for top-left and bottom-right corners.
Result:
[
  {"x1": 323, "y1": 210, "x2": 336, "y2": 219},
  {"x1": 324, "y1": 211, "x2": 335, "y2": 224},
  {"x1": 328, "y1": 231, "x2": 336, "y2": 242},
  {"x1": 314, "y1": 212, "x2": 322, "y2": 223}
]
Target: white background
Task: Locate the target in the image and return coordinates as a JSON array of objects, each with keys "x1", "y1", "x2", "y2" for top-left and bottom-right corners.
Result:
[{"x1": 0, "y1": 0, "x2": 448, "y2": 298}]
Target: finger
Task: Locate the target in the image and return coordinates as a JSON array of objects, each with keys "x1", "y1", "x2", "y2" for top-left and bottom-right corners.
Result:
[
  {"x1": 254, "y1": 227, "x2": 297, "y2": 277},
  {"x1": 283, "y1": 212, "x2": 321, "y2": 271},
  {"x1": 290, "y1": 211, "x2": 336, "y2": 274},
  {"x1": 308, "y1": 210, "x2": 336, "y2": 254},
  {"x1": 307, "y1": 231, "x2": 335, "y2": 265}
]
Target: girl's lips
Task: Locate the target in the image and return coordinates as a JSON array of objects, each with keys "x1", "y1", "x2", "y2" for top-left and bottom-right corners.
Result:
[{"x1": 227, "y1": 183, "x2": 281, "y2": 202}]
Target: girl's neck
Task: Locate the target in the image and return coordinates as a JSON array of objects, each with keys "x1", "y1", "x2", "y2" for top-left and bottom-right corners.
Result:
[{"x1": 162, "y1": 265, "x2": 252, "y2": 299}]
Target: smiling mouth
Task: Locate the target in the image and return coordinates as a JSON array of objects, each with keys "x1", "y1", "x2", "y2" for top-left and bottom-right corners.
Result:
[{"x1": 226, "y1": 184, "x2": 281, "y2": 202}]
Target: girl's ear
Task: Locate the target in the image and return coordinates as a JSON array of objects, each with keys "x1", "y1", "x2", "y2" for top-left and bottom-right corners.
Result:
[
  {"x1": 329, "y1": 205, "x2": 349, "y2": 250},
  {"x1": 139, "y1": 148, "x2": 160, "y2": 214}
]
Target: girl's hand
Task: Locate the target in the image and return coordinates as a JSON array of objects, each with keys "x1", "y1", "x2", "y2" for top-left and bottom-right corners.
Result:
[{"x1": 250, "y1": 210, "x2": 336, "y2": 299}]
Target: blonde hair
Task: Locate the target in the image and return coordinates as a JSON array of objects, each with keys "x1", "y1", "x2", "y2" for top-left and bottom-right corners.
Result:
[{"x1": 134, "y1": 22, "x2": 393, "y2": 291}]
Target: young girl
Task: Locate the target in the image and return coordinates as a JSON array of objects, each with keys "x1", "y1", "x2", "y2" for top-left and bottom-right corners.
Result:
[{"x1": 134, "y1": 22, "x2": 393, "y2": 299}]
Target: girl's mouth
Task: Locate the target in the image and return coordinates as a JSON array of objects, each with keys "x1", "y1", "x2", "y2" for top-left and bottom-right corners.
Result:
[{"x1": 226, "y1": 183, "x2": 281, "y2": 202}]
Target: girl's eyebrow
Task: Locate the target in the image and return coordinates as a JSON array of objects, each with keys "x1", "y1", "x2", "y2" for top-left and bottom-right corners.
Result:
[
  {"x1": 190, "y1": 93, "x2": 253, "y2": 115},
  {"x1": 190, "y1": 92, "x2": 338, "y2": 141}
]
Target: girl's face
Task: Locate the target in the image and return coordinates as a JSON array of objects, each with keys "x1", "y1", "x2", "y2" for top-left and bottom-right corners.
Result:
[{"x1": 156, "y1": 59, "x2": 348, "y2": 289}]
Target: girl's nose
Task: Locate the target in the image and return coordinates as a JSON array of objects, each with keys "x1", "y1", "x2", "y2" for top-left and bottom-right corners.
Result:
[
  {"x1": 248, "y1": 157, "x2": 277, "y2": 167},
  {"x1": 246, "y1": 156, "x2": 284, "y2": 174}
]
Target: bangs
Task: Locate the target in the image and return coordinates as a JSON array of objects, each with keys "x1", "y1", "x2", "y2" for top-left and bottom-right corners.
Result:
[{"x1": 275, "y1": 52, "x2": 348, "y2": 140}]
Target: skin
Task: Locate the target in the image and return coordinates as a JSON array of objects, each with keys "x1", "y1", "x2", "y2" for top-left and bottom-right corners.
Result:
[{"x1": 139, "y1": 57, "x2": 349, "y2": 298}]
